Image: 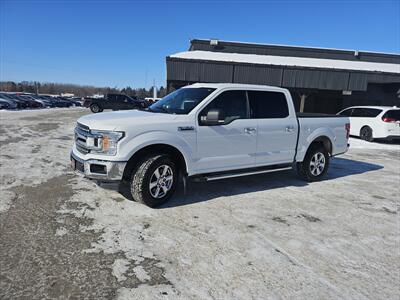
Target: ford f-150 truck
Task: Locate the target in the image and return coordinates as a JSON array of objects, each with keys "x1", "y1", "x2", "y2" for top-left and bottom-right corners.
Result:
[{"x1": 71, "y1": 83, "x2": 350, "y2": 207}]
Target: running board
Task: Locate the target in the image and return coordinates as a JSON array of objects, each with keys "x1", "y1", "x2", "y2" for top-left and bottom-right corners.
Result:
[{"x1": 192, "y1": 165, "x2": 293, "y2": 182}]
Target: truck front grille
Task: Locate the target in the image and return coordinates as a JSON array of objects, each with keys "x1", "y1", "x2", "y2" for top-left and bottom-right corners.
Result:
[{"x1": 74, "y1": 122, "x2": 92, "y2": 154}]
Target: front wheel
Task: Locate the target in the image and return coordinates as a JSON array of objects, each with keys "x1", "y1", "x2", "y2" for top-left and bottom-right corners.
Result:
[
  {"x1": 130, "y1": 154, "x2": 178, "y2": 207},
  {"x1": 297, "y1": 145, "x2": 330, "y2": 182}
]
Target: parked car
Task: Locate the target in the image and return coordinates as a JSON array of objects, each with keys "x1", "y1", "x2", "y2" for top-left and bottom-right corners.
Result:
[
  {"x1": 59, "y1": 97, "x2": 81, "y2": 107},
  {"x1": 0, "y1": 93, "x2": 28, "y2": 109},
  {"x1": 338, "y1": 106, "x2": 400, "y2": 141},
  {"x1": 83, "y1": 94, "x2": 148, "y2": 113},
  {"x1": 17, "y1": 95, "x2": 44, "y2": 108},
  {"x1": 0, "y1": 98, "x2": 18, "y2": 109},
  {"x1": 28, "y1": 95, "x2": 56, "y2": 108},
  {"x1": 71, "y1": 83, "x2": 350, "y2": 207},
  {"x1": 0, "y1": 97, "x2": 18, "y2": 109}
]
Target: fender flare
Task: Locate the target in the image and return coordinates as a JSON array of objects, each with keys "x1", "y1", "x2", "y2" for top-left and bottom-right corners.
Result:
[
  {"x1": 118, "y1": 131, "x2": 194, "y2": 174},
  {"x1": 296, "y1": 127, "x2": 335, "y2": 162}
]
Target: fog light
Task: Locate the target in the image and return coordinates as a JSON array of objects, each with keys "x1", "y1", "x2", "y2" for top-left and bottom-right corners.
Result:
[{"x1": 90, "y1": 164, "x2": 106, "y2": 174}]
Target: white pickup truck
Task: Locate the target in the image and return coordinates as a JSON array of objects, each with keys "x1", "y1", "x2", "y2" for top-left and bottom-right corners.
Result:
[{"x1": 71, "y1": 83, "x2": 350, "y2": 207}]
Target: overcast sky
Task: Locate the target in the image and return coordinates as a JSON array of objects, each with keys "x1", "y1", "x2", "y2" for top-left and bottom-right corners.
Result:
[{"x1": 1, "y1": 0, "x2": 399, "y2": 88}]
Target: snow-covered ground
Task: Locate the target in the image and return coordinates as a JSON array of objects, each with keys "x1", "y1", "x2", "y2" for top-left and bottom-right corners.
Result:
[
  {"x1": 349, "y1": 137, "x2": 400, "y2": 150},
  {"x1": 0, "y1": 108, "x2": 399, "y2": 299}
]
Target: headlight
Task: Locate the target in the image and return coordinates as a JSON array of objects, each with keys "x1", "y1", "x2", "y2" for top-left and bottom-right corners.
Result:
[{"x1": 88, "y1": 130, "x2": 124, "y2": 155}]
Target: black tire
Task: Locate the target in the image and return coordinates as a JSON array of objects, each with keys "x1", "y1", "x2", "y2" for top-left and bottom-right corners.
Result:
[
  {"x1": 130, "y1": 154, "x2": 178, "y2": 207},
  {"x1": 360, "y1": 126, "x2": 373, "y2": 142},
  {"x1": 90, "y1": 103, "x2": 102, "y2": 113},
  {"x1": 297, "y1": 144, "x2": 330, "y2": 182}
]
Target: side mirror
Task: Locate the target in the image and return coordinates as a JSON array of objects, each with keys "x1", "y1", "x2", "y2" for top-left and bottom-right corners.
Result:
[{"x1": 202, "y1": 108, "x2": 225, "y2": 126}]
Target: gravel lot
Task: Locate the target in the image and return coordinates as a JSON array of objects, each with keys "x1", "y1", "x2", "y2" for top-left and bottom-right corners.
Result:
[{"x1": 1, "y1": 108, "x2": 399, "y2": 299}]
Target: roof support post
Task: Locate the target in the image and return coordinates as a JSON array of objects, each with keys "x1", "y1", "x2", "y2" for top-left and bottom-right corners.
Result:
[{"x1": 300, "y1": 94, "x2": 308, "y2": 112}]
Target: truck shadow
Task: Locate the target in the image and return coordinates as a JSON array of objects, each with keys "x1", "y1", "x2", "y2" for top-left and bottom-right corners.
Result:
[{"x1": 118, "y1": 157, "x2": 383, "y2": 208}]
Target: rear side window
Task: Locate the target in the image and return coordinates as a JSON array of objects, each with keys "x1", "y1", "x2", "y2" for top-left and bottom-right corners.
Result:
[
  {"x1": 248, "y1": 91, "x2": 289, "y2": 118},
  {"x1": 351, "y1": 108, "x2": 382, "y2": 117},
  {"x1": 383, "y1": 110, "x2": 400, "y2": 121},
  {"x1": 200, "y1": 90, "x2": 248, "y2": 124},
  {"x1": 107, "y1": 94, "x2": 117, "y2": 101}
]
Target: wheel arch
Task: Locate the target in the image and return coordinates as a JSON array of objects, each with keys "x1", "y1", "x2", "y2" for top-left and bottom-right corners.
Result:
[
  {"x1": 122, "y1": 143, "x2": 188, "y2": 180},
  {"x1": 360, "y1": 125, "x2": 372, "y2": 134},
  {"x1": 309, "y1": 135, "x2": 333, "y2": 155}
]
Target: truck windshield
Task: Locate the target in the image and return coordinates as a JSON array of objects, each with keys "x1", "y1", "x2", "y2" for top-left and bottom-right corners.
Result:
[{"x1": 148, "y1": 88, "x2": 215, "y2": 114}]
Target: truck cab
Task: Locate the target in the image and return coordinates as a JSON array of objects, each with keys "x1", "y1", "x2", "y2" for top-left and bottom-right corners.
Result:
[{"x1": 71, "y1": 83, "x2": 350, "y2": 207}]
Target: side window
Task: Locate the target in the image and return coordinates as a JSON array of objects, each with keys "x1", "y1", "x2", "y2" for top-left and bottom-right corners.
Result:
[
  {"x1": 248, "y1": 91, "x2": 289, "y2": 118},
  {"x1": 200, "y1": 90, "x2": 247, "y2": 125},
  {"x1": 109, "y1": 94, "x2": 118, "y2": 101},
  {"x1": 339, "y1": 108, "x2": 353, "y2": 116},
  {"x1": 364, "y1": 108, "x2": 382, "y2": 117},
  {"x1": 351, "y1": 108, "x2": 365, "y2": 117},
  {"x1": 352, "y1": 108, "x2": 382, "y2": 117}
]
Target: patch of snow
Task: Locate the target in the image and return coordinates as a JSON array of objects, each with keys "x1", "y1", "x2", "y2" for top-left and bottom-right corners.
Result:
[
  {"x1": 349, "y1": 138, "x2": 400, "y2": 150},
  {"x1": 0, "y1": 190, "x2": 15, "y2": 213},
  {"x1": 112, "y1": 259, "x2": 130, "y2": 282},
  {"x1": 133, "y1": 265, "x2": 150, "y2": 282},
  {"x1": 170, "y1": 50, "x2": 400, "y2": 74},
  {"x1": 55, "y1": 227, "x2": 68, "y2": 236}
]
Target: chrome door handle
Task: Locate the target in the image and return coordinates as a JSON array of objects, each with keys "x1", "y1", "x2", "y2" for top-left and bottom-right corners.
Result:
[
  {"x1": 285, "y1": 126, "x2": 295, "y2": 133},
  {"x1": 244, "y1": 127, "x2": 257, "y2": 134}
]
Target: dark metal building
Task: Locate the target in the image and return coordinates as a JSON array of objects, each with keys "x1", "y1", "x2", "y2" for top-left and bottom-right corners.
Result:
[{"x1": 166, "y1": 39, "x2": 400, "y2": 113}]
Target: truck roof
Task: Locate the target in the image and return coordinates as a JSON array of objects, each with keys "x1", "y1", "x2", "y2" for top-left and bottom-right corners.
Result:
[{"x1": 184, "y1": 82, "x2": 288, "y2": 91}]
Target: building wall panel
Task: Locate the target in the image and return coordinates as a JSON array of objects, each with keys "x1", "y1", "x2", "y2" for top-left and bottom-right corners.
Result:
[
  {"x1": 233, "y1": 65, "x2": 283, "y2": 86},
  {"x1": 199, "y1": 63, "x2": 233, "y2": 83},
  {"x1": 348, "y1": 73, "x2": 368, "y2": 91}
]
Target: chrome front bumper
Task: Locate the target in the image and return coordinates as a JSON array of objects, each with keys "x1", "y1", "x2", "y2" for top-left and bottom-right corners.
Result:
[{"x1": 70, "y1": 152, "x2": 127, "y2": 181}]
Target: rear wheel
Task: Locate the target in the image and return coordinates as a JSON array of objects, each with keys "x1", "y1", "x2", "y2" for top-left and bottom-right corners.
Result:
[
  {"x1": 90, "y1": 103, "x2": 102, "y2": 113},
  {"x1": 360, "y1": 126, "x2": 373, "y2": 142},
  {"x1": 130, "y1": 154, "x2": 178, "y2": 207},
  {"x1": 297, "y1": 145, "x2": 330, "y2": 182}
]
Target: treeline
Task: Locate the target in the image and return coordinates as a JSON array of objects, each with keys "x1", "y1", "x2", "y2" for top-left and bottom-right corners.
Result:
[{"x1": 0, "y1": 81, "x2": 167, "y2": 98}]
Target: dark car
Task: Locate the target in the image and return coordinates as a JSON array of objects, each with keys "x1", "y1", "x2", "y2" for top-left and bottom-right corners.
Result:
[
  {"x1": 28, "y1": 95, "x2": 55, "y2": 108},
  {"x1": 84, "y1": 94, "x2": 148, "y2": 113},
  {"x1": 0, "y1": 98, "x2": 18, "y2": 109},
  {"x1": 59, "y1": 97, "x2": 82, "y2": 107},
  {"x1": 17, "y1": 94, "x2": 44, "y2": 108},
  {"x1": 0, "y1": 93, "x2": 28, "y2": 109}
]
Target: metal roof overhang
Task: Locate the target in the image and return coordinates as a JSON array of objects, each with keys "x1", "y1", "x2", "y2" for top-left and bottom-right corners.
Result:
[{"x1": 167, "y1": 52, "x2": 400, "y2": 92}]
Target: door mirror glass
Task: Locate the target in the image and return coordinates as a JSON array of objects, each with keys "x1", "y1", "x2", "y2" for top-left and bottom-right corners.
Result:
[{"x1": 201, "y1": 108, "x2": 225, "y2": 126}]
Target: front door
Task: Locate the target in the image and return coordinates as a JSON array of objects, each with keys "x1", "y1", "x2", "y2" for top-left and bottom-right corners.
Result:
[{"x1": 195, "y1": 90, "x2": 257, "y2": 173}]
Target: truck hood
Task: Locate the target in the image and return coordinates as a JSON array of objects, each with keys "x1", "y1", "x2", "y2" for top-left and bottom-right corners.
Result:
[{"x1": 77, "y1": 110, "x2": 178, "y2": 131}]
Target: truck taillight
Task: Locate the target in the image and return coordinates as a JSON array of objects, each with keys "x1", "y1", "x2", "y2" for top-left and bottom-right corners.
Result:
[
  {"x1": 345, "y1": 123, "x2": 350, "y2": 139},
  {"x1": 382, "y1": 117, "x2": 396, "y2": 123}
]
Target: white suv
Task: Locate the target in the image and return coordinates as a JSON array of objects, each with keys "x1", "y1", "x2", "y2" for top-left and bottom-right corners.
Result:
[{"x1": 338, "y1": 106, "x2": 400, "y2": 141}]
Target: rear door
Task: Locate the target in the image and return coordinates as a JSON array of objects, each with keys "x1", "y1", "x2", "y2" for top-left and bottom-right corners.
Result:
[
  {"x1": 119, "y1": 95, "x2": 133, "y2": 109},
  {"x1": 249, "y1": 90, "x2": 298, "y2": 166},
  {"x1": 105, "y1": 94, "x2": 118, "y2": 109},
  {"x1": 195, "y1": 90, "x2": 257, "y2": 173},
  {"x1": 350, "y1": 108, "x2": 382, "y2": 136}
]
